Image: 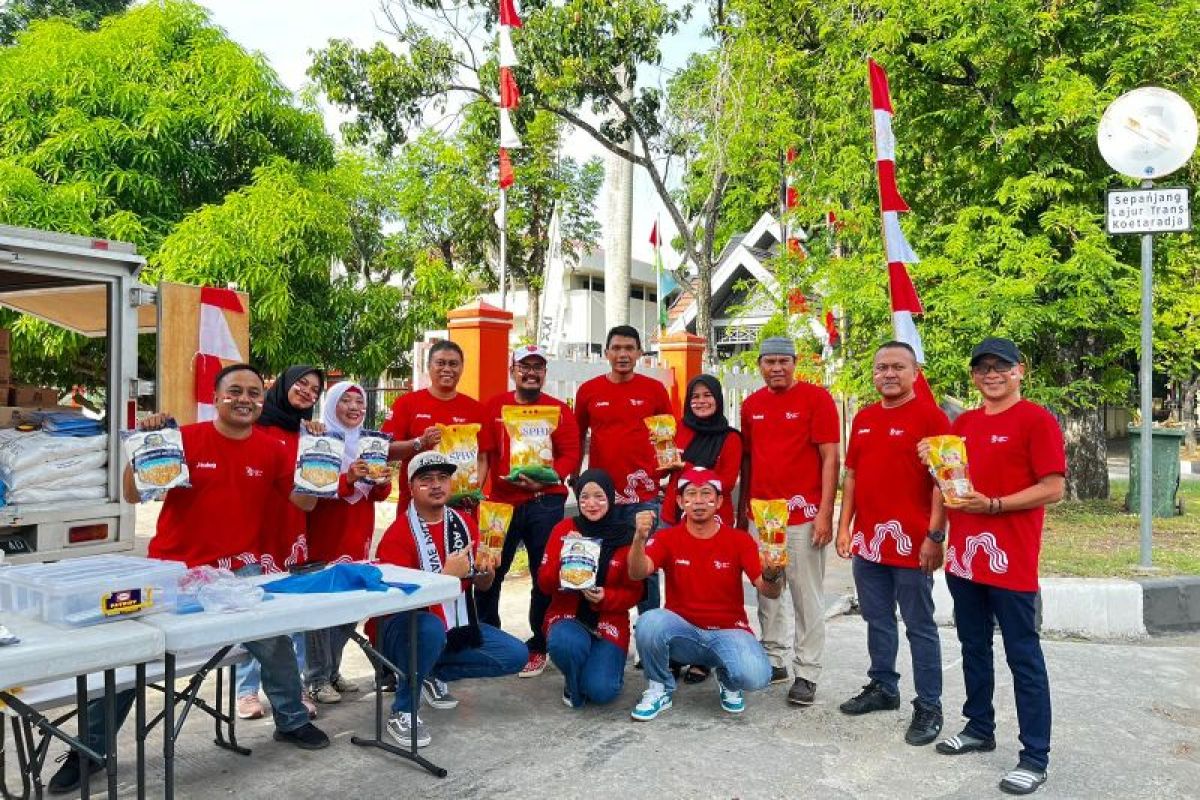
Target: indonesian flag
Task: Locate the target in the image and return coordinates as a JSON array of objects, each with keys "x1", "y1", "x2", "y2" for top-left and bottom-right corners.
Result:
[
  {"x1": 498, "y1": 147, "x2": 515, "y2": 190},
  {"x1": 499, "y1": 67, "x2": 520, "y2": 109},
  {"x1": 195, "y1": 287, "x2": 244, "y2": 421},
  {"x1": 499, "y1": 0, "x2": 522, "y2": 28}
]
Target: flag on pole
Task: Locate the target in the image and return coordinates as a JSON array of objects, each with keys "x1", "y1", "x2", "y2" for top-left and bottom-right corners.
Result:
[
  {"x1": 650, "y1": 220, "x2": 670, "y2": 331},
  {"x1": 498, "y1": 148, "x2": 514, "y2": 190}
]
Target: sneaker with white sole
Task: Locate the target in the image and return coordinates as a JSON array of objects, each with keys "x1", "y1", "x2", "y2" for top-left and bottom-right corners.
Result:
[
  {"x1": 717, "y1": 678, "x2": 745, "y2": 714},
  {"x1": 630, "y1": 682, "x2": 673, "y2": 721},
  {"x1": 330, "y1": 674, "x2": 360, "y2": 694},
  {"x1": 386, "y1": 712, "x2": 431, "y2": 748},
  {"x1": 309, "y1": 683, "x2": 341, "y2": 704},
  {"x1": 519, "y1": 652, "x2": 547, "y2": 678},
  {"x1": 421, "y1": 678, "x2": 459, "y2": 709}
]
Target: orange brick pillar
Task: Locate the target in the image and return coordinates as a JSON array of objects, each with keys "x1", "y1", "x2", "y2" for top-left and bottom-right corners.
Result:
[
  {"x1": 658, "y1": 332, "x2": 707, "y2": 417},
  {"x1": 447, "y1": 300, "x2": 513, "y2": 402}
]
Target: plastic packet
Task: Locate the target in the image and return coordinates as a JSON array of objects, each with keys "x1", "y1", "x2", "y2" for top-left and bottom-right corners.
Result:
[
  {"x1": 436, "y1": 423, "x2": 481, "y2": 502},
  {"x1": 644, "y1": 414, "x2": 681, "y2": 470},
  {"x1": 198, "y1": 580, "x2": 265, "y2": 613},
  {"x1": 559, "y1": 537, "x2": 601, "y2": 590},
  {"x1": 356, "y1": 430, "x2": 392, "y2": 485},
  {"x1": 478, "y1": 501, "x2": 514, "y2": 560},
  {"x1": 923, "y1": 435, "x2": 972, "y2": 506},
  {"x1": 751, "y1": 498, "x2": 790, "y2": 567},
  {"x1": 122, "y1": 425, "x2": 190, "y2": 501},
  {"x1": 294, "y1": 431, "x2": 345, "y2": 497},
  {"x1": 502, "y1": 405, "x2": 560, "y2": 483}
]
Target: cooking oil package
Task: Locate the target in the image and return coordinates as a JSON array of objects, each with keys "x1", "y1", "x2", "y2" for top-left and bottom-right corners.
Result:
[
  {"x1": 923, "y1": 435, "x2": 972, "y2": 506},
  {"x1": 478, "y1": 501, "x2": 514, "y2": 560},
  {"x1": 644, "y1": 414, "x2": 681, "y2": 470},
  {"x1": 751, "y1": 498, "x2": 790, "y2": 567}
]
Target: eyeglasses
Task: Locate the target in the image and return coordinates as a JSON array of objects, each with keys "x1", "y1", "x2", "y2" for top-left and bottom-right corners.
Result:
[
  {"x1": 514, "y1": 362, "x2": 546, "y2": 374},
  {"x1": 971, "y1": 362, "x2": 1016, "y2": 376}
]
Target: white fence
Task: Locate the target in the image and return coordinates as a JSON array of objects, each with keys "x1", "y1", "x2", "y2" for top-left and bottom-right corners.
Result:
[{"x1": 705, "y1": 363, "x2": 761, "y2": 424}]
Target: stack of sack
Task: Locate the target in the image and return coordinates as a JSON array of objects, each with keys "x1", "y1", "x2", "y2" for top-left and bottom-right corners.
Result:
[{"x1": 0, "y1": 427, "x2": 109, "y2": 509}]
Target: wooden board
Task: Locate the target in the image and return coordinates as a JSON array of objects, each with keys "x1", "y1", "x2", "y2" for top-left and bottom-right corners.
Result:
[
  {"x1": 0, "y1": 285, "x2": 157, "y2": 336},
  {"x1": 156, "y1": 282, "x2": 250, "y2": 425}
]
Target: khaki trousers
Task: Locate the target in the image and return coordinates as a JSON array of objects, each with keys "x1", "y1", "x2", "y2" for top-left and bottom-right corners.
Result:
[{"x1": 754, "y1": 522, "x2": 827, "y2": 683}]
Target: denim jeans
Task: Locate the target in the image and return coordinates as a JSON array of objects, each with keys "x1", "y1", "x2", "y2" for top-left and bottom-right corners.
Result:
[
  {"x1": 852, "y1": 556, "x2": 942, "y2": 708},
  {"x1": 474, "y1": 494, "x2": 566, "y2": 653},
  {"x1": 234, "y1": 564, "x2": 306, "y2": 698},
  {"x1": 304, "y1": 623, "x2": 356, "y2": 688},
  {"x1": 380, "y1": 612, "x2": 528, "y2": 713},
  {"x1": 634, "y1": 608, "x2": 772, "y2": 695},
  {"x1": 947, "y1": 573, "x2": 1051, "y2": 770},
  {"x1": 623, "y1": 499, "x2": 663, "y2": 614},
  {"x1": 546, "y1": 619, "x2": 626, "y2": 707}
]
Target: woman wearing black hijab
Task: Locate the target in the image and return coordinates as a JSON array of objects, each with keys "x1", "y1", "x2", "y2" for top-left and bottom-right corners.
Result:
[{"x1": 537, "y1": 469, "x2": 645, "y2": 708}]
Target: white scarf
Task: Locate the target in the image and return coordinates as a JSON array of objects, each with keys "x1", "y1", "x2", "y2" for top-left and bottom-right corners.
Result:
[{"x1": 406, "y1": 500, "x2": 473, "y2": 630}]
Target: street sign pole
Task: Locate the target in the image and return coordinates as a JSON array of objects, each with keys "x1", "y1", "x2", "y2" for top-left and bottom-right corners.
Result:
[{"x1": 1138, "y1": 181, "x2": 1154, "y2": 568}]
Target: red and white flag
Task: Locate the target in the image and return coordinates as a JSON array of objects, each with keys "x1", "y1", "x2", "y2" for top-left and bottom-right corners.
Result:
[
  {"x1": 497, "y1": 0, "x2": 523, "y2": 180},
  {"x1": 195, "y1": 287, "x2": 244, "y2": 421}
]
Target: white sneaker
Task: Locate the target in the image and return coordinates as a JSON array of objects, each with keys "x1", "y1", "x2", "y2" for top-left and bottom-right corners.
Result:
[
  {"x1": 330, "y1": 675, "x2": 360, "y2": 694},
  {"x1": 309, "y1": 683, "x2": 342, "y2": 704},
  {"x1": 386, "y1": 712, "x2": 431, "y2": 748},
  {"x1": 630, "y1": 681, "x2": 673, "y2": 721}
]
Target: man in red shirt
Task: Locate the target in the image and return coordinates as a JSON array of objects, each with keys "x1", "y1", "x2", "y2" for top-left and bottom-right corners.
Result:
[
  {"x1": 739, "y1": 336, "x2": 840, "y2": 706},
  {"x1": 50, "y1": 364, "x2": 328, "y2": 795},
  {"x1": 478, "y1": 344, "x2": 581, "y2": 678},
  {"x1": 627, "y1": 467, "x2": 781, "y2": 720},
  {"x1": 835, "y1": 341, "x2": 950, "y2": 746},
  {"x1": 575, "y1": 325, "x2": 673, "y2": 612},
  {"x1": 923, "y1": 338, "x2": 1065, "y2": 796},
  {"x1": 382, "y1": 340, "x2": 492, "y2": 509}
]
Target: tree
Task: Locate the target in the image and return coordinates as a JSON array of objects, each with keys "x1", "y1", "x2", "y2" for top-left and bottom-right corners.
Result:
[
  {"x1": 1156, "y1": 234, "x2": 1200, "y2": 453},
  {"x1": 0, "y1": 0, "x2": 130, "y2": 44}
]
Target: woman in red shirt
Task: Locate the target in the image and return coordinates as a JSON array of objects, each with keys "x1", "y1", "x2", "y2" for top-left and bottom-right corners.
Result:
[
  {"x1": 539, "y1": 469, "x2": 644, "y2": 708},
  {"x1": 304, "y1": 381, "x2": 393, "y2": 703}
]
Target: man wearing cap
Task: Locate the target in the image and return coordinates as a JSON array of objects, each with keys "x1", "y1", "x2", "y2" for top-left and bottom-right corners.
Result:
[
  {"x1": 374, "y1": 451, "x2": 528, "y2": 748},
  {"x1": 627, "y1": 467, "x2": 782, "y2": 720},
  {"x1": 739, "y1": 336, "x2": 840, "y2": 707},
  {"x1": 921, "y1": 337, "x2": 1065, "y2": 796},
  {"x1": 478, "y1": 344, "x2": 581, "y2": 678}
]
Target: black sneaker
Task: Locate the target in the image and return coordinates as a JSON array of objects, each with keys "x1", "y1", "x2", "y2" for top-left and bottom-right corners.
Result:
[
  {"x1": 999, "y1": 761, "x2": 1048, "y2": 795},
  {"x1": 905, "y1": 700, "x2": 943, "y2": 745},
  {"x1": 48, "y1": 752, "x2": 103, "y2": 795},
  {"x1": 936, "y1": 729, "x2": 998, "y2": 755},
  {"x1": 769, "y1": 665, "x2": 790, "y2": 684},
  {"x1": 786, "y1": 677, "x2": 817, "y2": 706},
  {"x1": 273, "y1": 722, "x2": 330, "y2": 750},
  {"x1": 838, "y1": 681, "x2": 900, "y2": 715}
]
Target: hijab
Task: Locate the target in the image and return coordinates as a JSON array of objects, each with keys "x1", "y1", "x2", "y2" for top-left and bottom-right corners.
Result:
[
  {"x1": 573, "y1": 468, "x2": 639, "y2": 629},
  {"x1": 680, "y1": 374, "x2": 737, "y2": 468},
  {"x1": 258, "y1": 365, "x2": 324, "y2": 433},
  {"x1": 322, "y1": 381, "x2": 368, "y2": 503}
]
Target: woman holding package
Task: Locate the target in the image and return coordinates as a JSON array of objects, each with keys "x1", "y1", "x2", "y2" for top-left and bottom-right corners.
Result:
[
  {"x1": 539, "y1": 469, "x2": 644, "y2": 708},
  {"x1": 304, "y1": 381, "x2": 393, "y2": 703}
]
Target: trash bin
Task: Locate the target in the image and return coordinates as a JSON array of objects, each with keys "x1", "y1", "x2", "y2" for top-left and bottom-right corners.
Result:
[{"x1": 1125, "y1": 426, "x2": 1184, "y2": 517}]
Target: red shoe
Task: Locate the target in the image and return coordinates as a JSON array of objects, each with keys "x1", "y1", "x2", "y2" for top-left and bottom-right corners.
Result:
[{"x1": 519, "y1": 652, "x2": 547, "y2": 678}]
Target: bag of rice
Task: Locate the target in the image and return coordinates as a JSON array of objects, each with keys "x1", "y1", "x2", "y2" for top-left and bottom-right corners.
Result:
[
  {"x1": 751, "y1": 498, "x2": 790, "y2": 567},
  {"x1": 294, "y1": 432, "x2": 345, "y2": 497},
  {"x1": 559, "y1": 536, "x2": 601, "y2": 590},
  {"x1": 355, "y1": 430, "x2": 392, "y2": 485},
  {"x1": 436, "y1": 423, "x2": 482, "y2": 502},
  {"x1": 502, "y1": 405, "x2": 560, "y2": 484},
  {"x1": 922, "y1": 435, "x2": 972, "y2": 506},
  {"x1": 478, "y1": 500, "x2": 514, "y2": 561},
  {"x1": 644, "y1": 414, "x2": 681, "y2": 470},
  {"x1": 122, "y1": 425, "x2": 190, "y2": 502}
]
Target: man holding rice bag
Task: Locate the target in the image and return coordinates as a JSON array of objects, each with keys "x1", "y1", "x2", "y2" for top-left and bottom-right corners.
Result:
[
  {"x1": 920, "y1": 338, "x2": 1065, "y2": 796},
  {"x1": 478, "y1": 344, "x2": 581, "y2": 678},
  {"x1": 739, "y1": 336, "x2": 840, "y2": 707},
  {"x1": 834, "y1": 341, "x2": 950, "y2": 747}
]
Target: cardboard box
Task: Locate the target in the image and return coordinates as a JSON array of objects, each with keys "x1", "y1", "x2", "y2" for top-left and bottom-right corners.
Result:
[{"x1": 9, "y1": 385, "x2": 59, "y2": 407}]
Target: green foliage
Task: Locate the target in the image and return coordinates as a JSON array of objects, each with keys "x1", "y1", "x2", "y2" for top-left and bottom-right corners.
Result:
[{"x1": 0, "y1": 0, "x2": 130, "y2": 44}]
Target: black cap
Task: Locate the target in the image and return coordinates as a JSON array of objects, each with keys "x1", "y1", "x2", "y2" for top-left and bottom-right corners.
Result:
[{"x1": 969, "y1": 337, "x2": 1022, "y2": 366}]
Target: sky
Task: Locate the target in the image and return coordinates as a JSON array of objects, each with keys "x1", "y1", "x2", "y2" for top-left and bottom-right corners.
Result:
[{"x1": 197, "y1": 0, "x2": 709, "y2": 264}]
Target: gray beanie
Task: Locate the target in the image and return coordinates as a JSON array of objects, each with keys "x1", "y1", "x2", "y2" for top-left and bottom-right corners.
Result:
[{"x1": 759, "y1": 336, "x2": 797, "y2": 358}]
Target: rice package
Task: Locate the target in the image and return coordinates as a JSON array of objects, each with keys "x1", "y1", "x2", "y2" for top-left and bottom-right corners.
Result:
[
  {"x1": 502, "y1": 405, "x2": 560, "y2": 484},
  {"x1": 478, "y1": 501, "x2": 514, "y2": 561},
  {"x1": 559, "y1": 537, "x2": 601, "y2": 590},
  {"x1": 751, "y1": 498, "x2": 789, "y2": 567},
  {"x1": 122, "y1": 426, "x2": 190, "y2": 502},
  {"x1": 436, "y1": 423, "x2": 481, "y2": 502},
  {"x1": 294, "y1": 432, "x2": 345, "y2": 497},
  {"x1": 923, "y1": 435, "x2": 972, "y2": 506},
  {"x1": 644, "y1": 414, "x2": 681, "y2": 470},
  {"x1": 356, "y1": 430, "x2": 392, "y2": 485}
]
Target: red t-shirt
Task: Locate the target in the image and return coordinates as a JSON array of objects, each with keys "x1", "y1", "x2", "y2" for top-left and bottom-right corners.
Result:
[
  {"x1": 255, "y1": 426, "x2": 309, "y2": 572},
  {"x1": 644, "y1": 523, "x2": 762, "y2": 631},
  {"x1": 481, "y1": 391, "x2": 581, "y2": 506},
  {"x1": 845, "y1": 399, "x2": 950, "y2": 568},
  {"x1": 741, "y1": 381, "x2": 840, "y2": 524},
  {"x1": 307, "y1": 473, "x2": 392, "y2": 564},
  {"x1": 148, "y1": 422, "x2": 293, "y2": 570},
  {"x1": 381, "y1": 389, "x2": 493, "y2": 506},
  {"x1": 661, "y1": 426, "x2": 743, "y2": 525},
  {"x1": 945, "y1": 400, "x2": 1066, "y2": 592},
  {"x1": 376, "y1": 509, "x2": 480, "y2": 596},
  {"x1": 575, "y1": 373, "x2": 673, "y2": 504}
]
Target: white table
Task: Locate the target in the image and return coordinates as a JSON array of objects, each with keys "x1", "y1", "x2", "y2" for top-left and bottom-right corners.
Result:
[{"x1": 0, "y1": 616, "x2": 164, "y2": 800}]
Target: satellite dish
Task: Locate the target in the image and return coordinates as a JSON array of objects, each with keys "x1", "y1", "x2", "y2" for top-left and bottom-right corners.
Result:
[{"x1": 1098, "y1": 87, "x2": 1198, "y2": 180}]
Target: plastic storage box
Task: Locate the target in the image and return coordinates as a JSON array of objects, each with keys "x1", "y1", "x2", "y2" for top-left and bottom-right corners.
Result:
[{"x1": 0, "y1": 554, "x2": 186, "y2": 626}]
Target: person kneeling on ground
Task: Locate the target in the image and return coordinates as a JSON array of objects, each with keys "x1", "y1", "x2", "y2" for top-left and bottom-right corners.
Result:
[
  {"x1": 374, "y1": 451, "x2": 528, "y2": 747},
  {"x1": 627, "y1": 467, "x2": 782, "y2": 720},
  {"x1": 539, "y1": 468, "x2": 644, "y2": 708}
]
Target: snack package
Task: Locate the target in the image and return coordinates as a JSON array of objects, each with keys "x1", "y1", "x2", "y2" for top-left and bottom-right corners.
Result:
[
  {"x1": 478, "y1": 500, "x2": 514, "y2": 561},
  {"x1": 502, "y1": 405, "x2": 561, "y2": 484},
  {"x1": 122, "y1": 425, "x2": 190, "y2": 502},
  {"x1": 751, "y1": 498, "x2": 790, "y2": 567},
  {"x1": 644, "y1": 414, "x2": 681, "y2": 470},
  {"x1": 559, "y1": 537, "x2": 602, "y2": 590},
  {"x1": 923, "y1": 435, "x2": 972, "y2": 506},
  {"x1": 436, "y1": 423, "x2": 482, "y2": 502},
  {"x1": 356, "y1": 430, "x2": 392, "y2": 485},
  {"x1": 294, "y1": 432, "x2": 345, "y2": 497}
]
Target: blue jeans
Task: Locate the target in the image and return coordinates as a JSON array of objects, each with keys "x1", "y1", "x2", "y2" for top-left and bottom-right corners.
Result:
[
  {"x1": 380, "y1": 612, "x2": 528, "y2": 713},
  {"x1": 547, "y1": 619, "x2": 626, "y2": 707},
  {"x1": 304, "y1": 623, "x2": 356, "y2": 688},
  {"x1": 623, "y1": 499, "x2": 663, "y2": 614},
  {"x1": 853, "y1": 556, "x2": 942, "y2": 708},
  {"x1": 474, "y1": 494, "x2": 566, "y2": 653},
  {"x1": 947, "y1": 573, "x2": 1051, "y2": 770},
  {"x1": 634, "y1": 608, "x2": 772, "y2": 694}
]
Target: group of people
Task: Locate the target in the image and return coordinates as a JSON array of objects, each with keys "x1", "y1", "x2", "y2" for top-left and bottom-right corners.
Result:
[{"x1": 49, "y1": 323, "x2": 1065, "y2": 799}]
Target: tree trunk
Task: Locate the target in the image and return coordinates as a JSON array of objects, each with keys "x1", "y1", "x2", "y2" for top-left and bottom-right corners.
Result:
[
  {"x1": 695, "y1": 256, "x2": 715, "y2": 362},
  {"x1": 1061, "y1": 405, "x2": 1109, "y2": 500},
  {"x1": 1182, "y1": 375, "x2": 1199, "y2": 455},
  {"x1": 526, "y1": 282, "x2": 541, "y2": 341}
]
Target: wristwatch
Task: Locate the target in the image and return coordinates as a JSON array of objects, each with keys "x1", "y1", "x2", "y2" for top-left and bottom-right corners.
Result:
[
  {"x1": 926, "y1": 529, "x2": 946, "y2": 544},
  {"x1": 411, "y1": 437, "x2": 423, "y2": 453}
]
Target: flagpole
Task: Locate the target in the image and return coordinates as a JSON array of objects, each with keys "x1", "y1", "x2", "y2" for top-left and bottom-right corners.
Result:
[
  {"x1": 654, "y1": 215, "x2": 663, "y2": 339},
  {"x1": 499, "y1": 188, "x2": 508, "y2": 310}
]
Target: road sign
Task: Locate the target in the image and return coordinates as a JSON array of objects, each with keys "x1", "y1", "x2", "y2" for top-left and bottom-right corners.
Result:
[
  {"x1": 1106, "y1": 186, "x2": 1191, "y2": 235},
  {"x1": 1098, "y1": 88, "x2": 1198, "y2": 179}
]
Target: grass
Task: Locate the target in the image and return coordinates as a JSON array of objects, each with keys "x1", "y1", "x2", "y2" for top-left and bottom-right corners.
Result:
[{"x1": 1042, "y1": 479, "x2": 1200, "y2": 577}]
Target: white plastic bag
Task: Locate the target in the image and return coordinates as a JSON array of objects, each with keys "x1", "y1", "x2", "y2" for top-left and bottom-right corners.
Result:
[
  {"x1": 0, "y1": 432, "x2": 108, "y2": 472},
  {"x1": 6, "y1": 484, "x2": 107, "y2": 505},
  {"x1": 0, "y1": 450, "x2": 107, "y2": 491}
]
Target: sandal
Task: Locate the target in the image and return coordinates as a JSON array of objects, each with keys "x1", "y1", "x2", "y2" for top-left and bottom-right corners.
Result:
[{"x1": 683, "y1": 665, "x2": 711, "y2": 684}]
